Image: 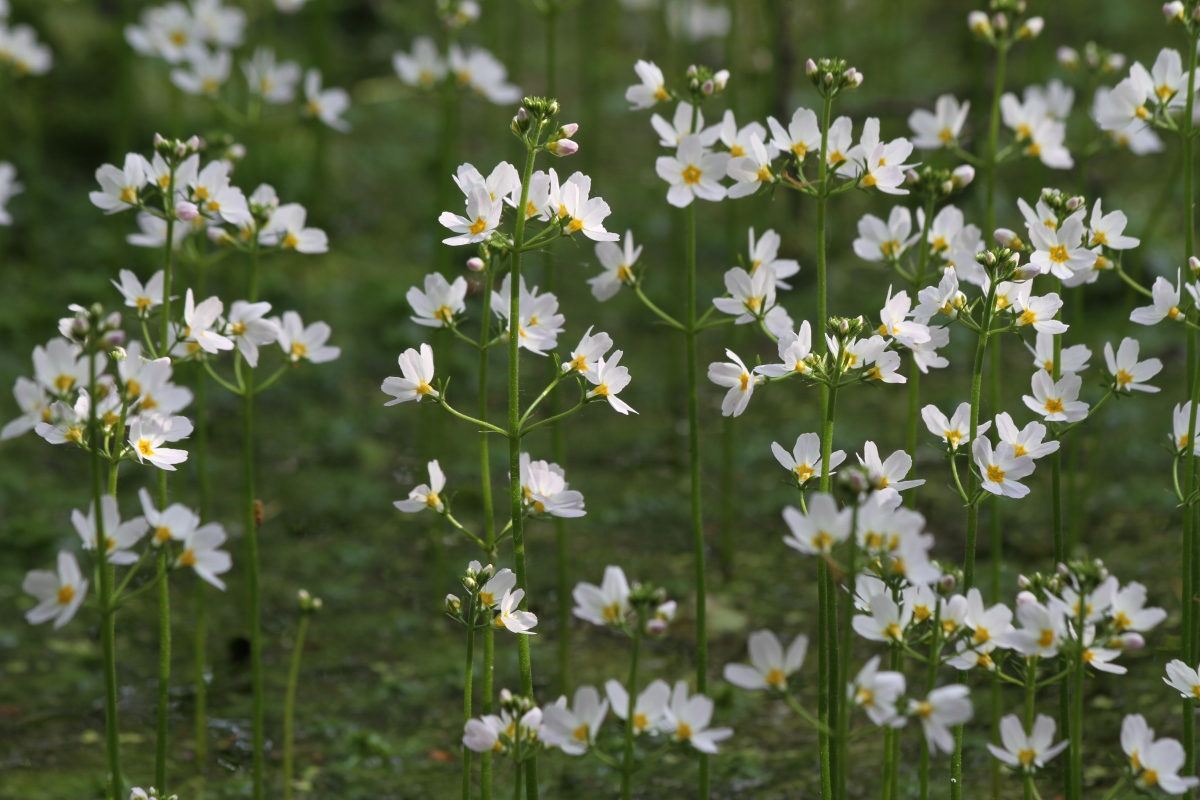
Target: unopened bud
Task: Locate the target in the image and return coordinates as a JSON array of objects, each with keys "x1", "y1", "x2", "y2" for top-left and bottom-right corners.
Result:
[
  {"x1": 557, "y1": 122, "x2": 579, "y2": 138},
  {"x1": 712, "y1": 70, "x2": 729, "y2": 91},
  {"x1": 1016, "y1": 590, "x2": 1037, "y2": 606},
  {"x1": 842, "y1": 67, "x2": 863, "y2": 88},
  {"x1": 1017, "y1": 574, "x2": 1031, "y2": 588},
  {"x1": 445, "y1": 593, "x2": 462, "y2": 614},
  {"x1": 154, "y1": 133, "x2": 167, "y2": 148},
  {"x1": 463, "y1": 576, "x2": 477, "y2": 591},
  {"x1": 952, "y1": 164, "x2": 975, "y2": 188},
  {"x1": 939, "y1": 574, "x2": 957, "y2": 592},
  {"x1": 1190, "y1": 256, "x2": 1200, "y2": 278},
  {"x1": 1018, "y1": 16, "x2": 1043, "y2": 38},
  {"x1": 805, "y1": 58, "x2": 818, "y2": 76},
  {"x1": 1065, "y1": 195, "x2": 1084, "y2": 212},
  {"x1": 175, "y1": 201, "x2": 200, "y2": 221},
  {"x1": 940, "y1": 180, "x2": 954, "y2": 195},
  {"x1": 968, "y1": 10, "x2": 992, "y2": 37},
  {"x1": 905, "y1": 169, "x2": 920, "y2": 185},
  {"x1": 467, "y1": 257, "x2": 485, "y2": 272},
  {"x1": 824, "y1": 71, "x2": 834, "y2": 85},
  {"x1": 547, "y1": 139, "x2": 579, "y2": 157},
  {"x1": 1164, "y1": 1, "x2": 1186, "y2": 22},
  {"x1": 686, "y1": 64, "x2": 698, "y2": 78},
  {"x1": 701, "y1": 79, "x2": 714, "y2": 95},
  {"x1": 1121, "y1": 632, "x2": 1146, "y2": 651},
  {"x1": 992, "y1": 12, "x2": 1008, "y2": 32},
  {"x1": 1057, "y1": 46, "x2": 1079, "y2": 69},
  {"x1": 112, "y1": 346, "x2": 128, "y2": 362}
]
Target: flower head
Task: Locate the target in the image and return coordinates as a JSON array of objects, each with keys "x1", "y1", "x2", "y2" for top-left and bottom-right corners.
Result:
[
  {"x1": 382, "y1": 343, "x2": 438, "y2": 404},
  {"x1": 23, "y1": 551, "x2": 88, "y2": 629}
]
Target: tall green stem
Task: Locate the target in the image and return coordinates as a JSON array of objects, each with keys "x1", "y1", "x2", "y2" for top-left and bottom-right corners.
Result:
[
  {"x1": 479, "y1": 266, "x2": 498, "y2": 800},
  {"x1": 685, "y1": 198, "x2": 710, "y2": 800},
  {"x1": 836, "y1": 504, "x2": 858, "y2": 798},
  {"x1": 461, "y1": 597, "x2": 477, "y2": 800},
  {"x1": 193, "y1": 263, "x2": 212, "y2": 771},
  {"x1": 1024, "y1": 659, "x2": 1037, "y2": 800},
  {"x1": 91, "y1": 345, "x2": 123, "y2": 800},
  {"x1": 283, "y1": 614, "x2": 311, "y2": 800},
  {"x1": 1069, "y1": 641, "x2": 1085, "y2": 800},
  {"x1": 818, "y1": 380, "x2": 838, "y2": 800},
  {"x1": 620, "y1": 625, "x2": 643, "y2": 800},
  {"x1": 508, "y1": 143, "x2": 539, "y2": 800},
  {"x1": 245, "y1": 242, "x2": 266, "y2": 800}
]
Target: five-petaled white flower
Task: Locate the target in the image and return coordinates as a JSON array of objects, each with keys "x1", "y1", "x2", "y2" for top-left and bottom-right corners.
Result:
[
  {"x1": 625, "y1": 59, "x2": 669, "y2": 109},
  {"x1": 260, "y1": 203, "x2": 329, "y2": 253},
  {"x1": 782, "y1": 492, "x2": 852, "y2": 556},
  {"x1": 994, "y1": 413, "x2": 1059, "y2": 460},
  {"x1": 73, "y1": 495, "x2": 149, "y2": 565},
  {"x1": 276, "y1": 310, "x2": 339, "y2": 364},
  {"x1": 440, "y1": 187, "x2": 502, "y2": 246},
  {"x1": 226, "y1": 300, "x2": 280, "y2": 368},
  {"x1": 23, "y1": 551, "x2": 88, "y2": 629},
  {"x1": 572, "y1": 565, "x2": 631, "y2": 627},
  {"x1": 180, "y1": 290, "x2": 235, "y2": 355},
  {"x1": 382, "y1": 343, "x2": 438, "y2": 404},
  {"x1": 756, "y1": 322, "x2": 814, "y2": 377},
  {"x1": 129, "y1": 413, "x2": 192, "y2": 471},
  {"x1": 854, "y1": 207, "x2": 920, "y2": 263},
  {"x1": 767, "y1": 106, "x2": 821, "y2": 161},
  {"x1": 540, "y1": 686, "x2": 609, "y2": 755},
  {"x1": 908, "y1": 94, "x2": 970, "y2": 149},
  {"x1": 859, "y1": 441, "x2": 924, "y2": 492},
  {"x1": 973, "y1": 437, "x2": 1035, "y2": 499},
  {"x1": 724, "y1": 629, "x2": 808, "y2": 692},
  {"x1": 708, "y1": 349, "x2": 758, "y2": 417},
  {"x1": 303, "y1": 68, "x2": 351, "y2": 131},
  {"x1": 987, "y1": 714, "x2": 1069, "y2": 773},
  {"x1": 911, "y1": 685, "x2": 973, "y2": 754},
  {"x1": 590, "y1": 231, "x2": 642, "y2": 301},
  {"x1": 656, "y1": 134, "x2": 730, "y2": 208},
  {"x1": 408, "y1": 273, "x2": 468, "y2": 328},
  {"x1": 1028, "y1": 214, "x2": 1096, "y2": 278},
  {"x1": 395, "y1": 460, "x2": 446, "y2": 513},
  {"x1": 771, "y1": 432, "x2": 844, "y2": 484},
  {"x1": 1104, "y1": 337, "x2": 1162, "y2": 393},
  {"x1": 1121, "y1": 713, "x2": 1200, "y2": 795},
  {"x1": 493, "y1": 587, "x2": 538, "y2": 634},
  {"x1": 1023, "y1": 370, "x2": 1088, "y2": 423},
  {"x1": 713, "y1": 266, "x2": 775, "y2": 323},
  {"x1": 849, "y1": 655, "x2": 906, "y2": 727},
  {"x1": 1130, "y1": 271, "x2": 1183, "y2": 325},
  {"x1": 393, "y1": 36, "x2": 445, "y2": 89},
  {"x1": 921, "y1": 402, "x2": 991, "y2": 451},
  {"x1": 660, "y1": 681, "x2": 733, "y2": 754},
  {"x1": 606, "y1": 678, "x2": 670, "y2": 736},
  {"x1": 563, "y1": 327, "x2": 613, "y2": 376},
  {"x1": 90, "y1": 153, "x2": 149, "y2": 214},
  {"x1": 1025, "y1": 331, "x2": 1090, "y2": 375}
]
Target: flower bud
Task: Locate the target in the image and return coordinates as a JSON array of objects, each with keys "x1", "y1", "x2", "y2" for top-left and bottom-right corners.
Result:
[
  {"x1": 557, "y1": 122, "x2": 579, "y2": 139},
  {"x1": 1190, "y1": 256, "x2": 1200, "y2": 279},
  {"x1": 952, "y1": 164, "x2": 975, "y2": 188},
  {"x1": 547, "y1": 139, "x2": 579, "y2": 157},
  {"x1": 805, "y1": 58, "x2": 818, "y2": 76},
  {"x1": 842, "y1": 67, "x2": 863, "y2": 88},
  {"x1": 991, "y1": 12, "x2": 1007, "y2": 32},
  {"x1": 1016, "y1": 590, "x2": 1037, "y2": 606},
  {"x1": 1164, "y1": 1, "x2": 1186, "y2": 22},
  {"x1": 940, "y1": 180, "x2": 954, "y2": 195},
  {"x1": 823, "y1": 71, "x2": 834, "y2": 86},
  {"x1": 154, "y1": 133, "x2": 167, "y2": 148},
  {"x1": 1017, "y1": 574, "x2": 1031, "y2": 589},
  {"x1": 1056, "y1": 562, "x2": 1069, "y2": 576},
  {"x1": 112, "y1": 346, "x2": 128, "y2": 362},
  {"x1": 175, "y1": 201, "x2": 200, "y2": 221},
  {"x1": 1065, "y1": 195, "x2": 1084, "y2": 212},
  {"x1": 686, "y1": 64, "x2": 698, "y2": 78},
  {"x1": 1105, "y1": 53, "x2": 1126, "y2": 72},
  {"x1": 1120, "y1": 632, "x2": 1146, "y2": 651},
  {"x1": 1056, "y1": 46, "x2": 1079, "y2": 69},
  {"x1": 701, "y1": 79, "x2": 714, "y2": 95},
  {"x1": 968, "y1": 10, "x2": 991, "y2": 37},
  {"x1": 994, "y1": 228, "x2": 1025, "y2": 250},
  {"x1": 463, "y1": 576, "x2": 477, "y2": 591},
  {"x1": 227, "y1": 143, "x2": 247, "y2": 161},
  {"x1": 939, "y1": 573, "x2": 957, "y2": 592},
  {"x1": 445, "y1": 593, "x2": 461, "y2": 614},
  {"x1": 467, "y1": 257, "x2": 485, "y2": 272},
  {"x1": 186, "y1": 135, "x2": 202, "y2": 152},
  {"x1": 1017, "y1": 16, "x2": 1043, "y2": 39},
  {"x1": 712, "y1": 70, "x2": 729, "y2": 91}
]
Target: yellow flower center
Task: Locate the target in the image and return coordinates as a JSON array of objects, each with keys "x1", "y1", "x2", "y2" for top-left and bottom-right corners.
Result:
[
  {"x1": 155, "y1": 526, "x2": 172, "y2": 544},
  {"x1": 885, "y1": 622, "x2": 904, "y2": 640},
  {"x1": 283, "y1": 231, "x2": 300, "y2": 249},
  {"x1": 828, "y1": 151, "x2": 846, "y2": 166},
  {"x1": 681, "y1": 165, "x2": 702, "y2": 185},
  {"x1": 291, "y1": 342, "x2": 308, "y2": 360},
  {"x1": 739, "y1": 372, "x2": 750, "y2": 391},
  {"x1": 1135, "y1": 105, "x2": 1150, "y2": 120},
  {"x1": 1018, "y1": 310, "x2": 1037, "y2": 326},
  {"x1": 1049, "y1": 244, "x2": 1069, "y2": 263},
  {"x1": 938, "y1": 127, "x2": 954, "y2": 144},
  {"x1": 755, "y1": 165, "x2": 773, "y2": 182},
  {"x1": 766, "y1": 668, "x2": 787, "y2": 689},
  {"x1": 54, "y1": 375, "x2": 76, "y2": 393},
  {"x1": 572, "y1": 724, "x2": 589, "y2": 742},
  {"x1": 603, "y1": 602, "x2": 622, "y2": 623},
  {"x1": 479, "y1": 591, "x2": 494, "y2": 607},
  {"x1": 136, "y1": 296, "x2": 153, "y2": 312},
  {"x1": 1116, "y1": 369, "x2": 1134, "y2": 388},
  {"x1": 1142, "y1": 769, "x2": 1159, "y2": 786},
  {"x1": 931, "y1": 236, "x2": 948, "y2": 252},
  {"x1": 880, "y1": 240, "x2": 901, "y2": 258},
  {"x1": 1156, "y1": 84, "x2": 1175, "y2": 102},
  {"x1": 1091, "y1": 231, "x2": 1108, "y2": 246},
  {"x1": 986, "y1": 464, "x2": 1005, "y2": 483},
  {"x1": 1169, "y1": 306, "x2": 1183, "y2": 319},
  {"x1": 1113, "y1": 611, "x2": 1132, "y2": 631},
  {"x1": 416, "y1": 380, "x2": 434, "y2": 395},
  {"x1": 794, "y1": 464, "x2": 814, "y2": 482},
  {"x1": 812, "y1": 531, "x2": 834, "y2": 551},
  {"x1": 425, "y1": 492, "x2": 441, "y2": 508},
  {"x1": 913, "y1": 605, "x2": 931, "y2": 622},
  {"x1": 120, "y1": 186, "x2": 137, "y2": 203},
  {"x1": 676, "y1": 722, "x2": 693, "y2": 741},
  {"x1": 945, "y1": 430, "x2": 962, "y2": 448},
  {"x1": 567, "y1": 218, "x2": 585, "y2": 233},
  {"x1": 862, "y1": 173, "x2": 878, "y2": 187},
  {"x1": 138, "y1": 439, "x2": 155, "y2": 456},
  {"x1": 57, "y1": 585, "x2": 75, "y2": 605},
  {"x1": 856, "y1": 688, "x2": 875, "y2": 707},
  {"x1": 633, "y1": 713, "x2": 649, "y2": 732},
  {"x1": 653, "y1": 85, "x2": 669, "y2": 101},
  {"x1": 1018, "y1": 748, "x2": 1037, "y2": 766},
  {"x1": 729, "y1": 144, "x2": 745, "y2": 157},
  {"x1": 617, "y1": 264, "x2": 634, "y2": 282},
  {"x1": 592, "y1": 383, "x2": 610, "y2": 397},
  {"x1": 1017, "y1": 123, "x2": 1032, "y2": 140},
  {"x1": 1038, "y1": 629, "x2": 1055, "y2": 648},
  {"x1": 792, "y1": 143, "x2": 808, "y2": 158},
  {"x1": 1012, "y1": 444, "x2": 1028, "y2": 457},
  {"x1": 180, "y1": 549, "x2": 197, "y2": 567},
  {"x1": 1044, "y1": 398, "x2": 1064, "y2": 414},
  {"x1": 468, "y1": 217, "x2": 488, "y2": 235},
  {"x1": 915, "y1": 701, "x2": 934, "y2": 719}
]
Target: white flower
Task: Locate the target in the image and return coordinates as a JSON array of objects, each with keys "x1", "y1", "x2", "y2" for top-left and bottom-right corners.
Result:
[
  {"x1": 725, "y1": 134, "x2": 776, "y2": 198},
  {"x1": 1104, "y1": 337, "x2": 1162, "y2": 393},
  {"x1": 782, "y1": 492, "x2": 852, "y2": 556},
  {"x1": 225, "y1": 301, "x2": 279, "y2": 367},
  {"x1": 563, "y1": 327, "x2": 613, "y2": 376},
  {"x1": 824, "y1": 116, "x2": 854, "y2": 169},
  {"x1": 1023, "y1": 370, "x2": 1088, "y2": 423},
  {"x1": 1028, "y1": 214, "x2": 1096, "y2": 279},
  {"x1": 178, "y1": 521, "x2": 232, "y2": 590},
  {"x1": 303, "y1": 69, "x2": 350, "y2": 132},
  {"x1": 877, "y1": 287, "x2": 930, "y2": 347},
  {"x1": 276, "y1": 310, "x2": 339, "y2": 364},
  {"x1": 1130, "y1": 271, "x2": 1183, "y2": 325},
  {"x1": 407, "y1": 273, "x2": 468, "y2": 328},
  {"x1": 1122, "y1": 713, "x2": 1200, "y2": 795},
  {"x1": 911, "y1": 685, "x2": 973, "y2": 754},
  {"x1": 849, "y1": 655, "x2": 906, "y2": 727},
  {"x1": 0, "y1": 161, "x2": 23, "y2": 225},
  {"x1": 177, "y1": 289, "x2": 233, "y2": 356},
  {"x1": 921, "y1": 402, "x2": 991, "y2": 450},
  {"x1": 23, "y1": 551, "x2": 88, "y2": 629},
  {"x1": 90, "y1": 153, "x2": 149, "y2": 214},
  {"x1": 708, "y1": 349, "x2": 758, "y2": 417},
  {"x1": 713, "y1": 266, "x2": 775, "y2": 323},
  {"x1": 189, "y1": 160, "x2": 250, "y2": 226},
  {"x1": 522, "y1": 454, "x2": 585, "y2": 518},
  {"x1": 926, "y1": 206, "x2": 964, "y2": 255},
  {"x1": 859, "y1": 441, "x2": 924, "y2": 492},
  {"x1": 560, "y1": 178, "x2": 617, "y2": 241},
  {"x1": 853, "y1": 207, "x2": 920, "y2": 262},
  {"x1": 0, "y1": 377, "x2": 50, "y2": 441},
  {"x1": 651, "y1": 101, "x2": 717, "y2": 147},
  {"x1": 572, "y1": 565, "x2": 631, "y2": 627},
  {"x1": 493, "y1": 588, "x2": 538, "y2": 634},
  {"x1": 1096, "y1": 68, "x2": 1154, "y2": 131},
  {"x1": 907, "y1": 94, "x2": 970, "y2": 149},
  {"x1": 257, "y1": 202, "x2": 327, "y2": 253},
  {"x1": 540, "y1": 686, "x2": 609, "y2": 755},
  {"x1": 1173, "y1": 401, "x2": 1200, "y2": 455},
  {"x1": 0, "y1": 22, "x2": 52, "y2": 74},
  {"x1": 660, "y1": 681, "x2": 733, "y2": 754},
  {"x1": 394, "y1": 460, "x2": 446, "y2": 513},
  {"x1": 448, "y1": 44, "x2": 521, "y2": 104},
  {"x1": 590, "y1": 232, "x2": 642, "y2": 301},
  {"x1": 393, "y1": 37, "x2": 446, "y2": 89},
  {"x1": 1088, "y1": 199, "x2": 1139, "y2": 249},
  {"x1": 244, "y1": 46, "x2": 302, "y2": 103},
  {"x1": 462, "y1": 715, "x2": 506, "y2": 753},
  {"x1": 973, "y1": 437, "x2": 1035, "y2": 499},
  {"x1": 987, "y1": 714, "x2": 1069, "y2": 772},
  {"x1": 1164, "y1": 659, "x2": 1200, "y2": 700},
  {"x1": 853, "y1": 592, "x2": 912, "y2": 643},
  {"x1": 724, "y1": 630, "x2": 808, "y2": 691},
  {"x1": 1024, "y1": 118, "x2": 1073, "y2": 169},
  {"x1": 756, "y1": 322, "x2": 813, "y2": 377},
  {"x1": 1025, "y1": 332, "x2": 1090, "y2": 374},
  {"x1": 914, "y1": 268, "x2": 965, "y2": 320},
  {"x1": 129, "y1": 413, "x2": 192, "y2": 471},
  {"x1": 625, "y1": 59, "x2": 669, "y2": 109},
  {"x1": 477, "y1": 569, "x2": 515, "y2": 609},
  {"x1": 993, "y1": 413, "x2": 1058, "y2": 460},
  {"x1": 1000, "y1": 599, "x2": 1065, "y2": 658},
  {"x1": 33, "y1": 338, "x2": 103, "y2": 396},
  {"x1": 382, "y1": 343, "x2": 437, "y2": 404},
  {"x1": 73, "y1": 494, "x2": 149, "y2": 564},
  {"x1": 1148, "y1": 47, "x2": 1194, "y2": 108},
  {"x1": 126, "y1": 4, "x2": 201, "y2": 64},
  {"x1": 771, "y1": 432, "x2": 844, "y2": 485},
  {"x1": 441, "y1": 187, "x2": 502, "y2": 246},
  {"x1": 191, "y1": 0, "x2": 245, "y2": 48},
  {"x1": 605, "y1": 678, "x2": 671, "y2": 735},
  {"x1": 767, "y1": 106, "x2": 821, "y2": 161},
  {"x1": 747, "y1": 227, "x2": 800, "y2": 288},
  {"x1": 170, "y1": 47, "x2": 231, "y2": 96},
  {"x1": 1026, "y1": 80, "x2": 1074, "y2": 121},
  {"x1": 1002, "y1": 91, "x2": 1046, "y2": 139},
  {"x1": 138, "y1": 487, "x2": 199, "y2": 549},
  {"x1": 585, "y1": 350, "x2": 636, "y2": 415},
  {"x1": 1080, "y1": 627, "x2": 1126, "y2": 675},
  {"x1": 1110, "y1": 582, "x2": 1167, "y2": 633},
  {"x1": 490, "y1": 275, "x2": 565, "y2": 355},
  {"x1": 718, "y1": 110, "x2": 770, "y2": 159},
  {"x1": 655, "y1": 134, "x2": 729, "y2": 208}
]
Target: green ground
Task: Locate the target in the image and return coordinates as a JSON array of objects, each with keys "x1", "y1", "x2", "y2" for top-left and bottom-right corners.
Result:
[{"x1": 0, "y1": 0, "x2": 1194, "y2": 797}]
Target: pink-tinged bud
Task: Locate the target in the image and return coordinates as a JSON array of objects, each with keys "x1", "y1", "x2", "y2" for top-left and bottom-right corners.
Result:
[
  {"x1": 992, "y1": 12, "x2": 1008, "y2": 32},
  {"x1": 103, "y1": 330, "x2": 126, "y2": 349},
  {"x1": 154, "y1": 133, "x2": 167, "y2": 147},
  {"x1": 1120, "y1": 632, "x2": 1146, "y2": 651},
  {"x1": 1016, "y1": 590, "x2": 1037, "y2": 606},
  {"x1": 186, "y1": 135, "x2": 202, "y2": 150},
  {"x1": 1017, "y1": 574, "x2": 1031, "y2": 589},
  {"x1": 466, "y1": 257, "x2": 485, "y2": 272},
  {"x1": 558, "y1": 122, "x2": 579, "y2": 138},
  {"x1": 701, "y1": 79, "x2": 715, "y2": 95},
  {"x1": 952, "y1": 164, "x2": 975, "y2": 188},
  {"x1": 939, "y1": 574, "x2": 957, "y2": 591},
  {"x1": 1065, "y1": 195, "x2": 1083, "y2": 212},
  {"x1": 805, "y1": 58, "x2": 818, "y2": 76},
  {"x1": 547, "y1": 139, "x2": 579, "y2": 156},
  {"x1": 1056, "y1": 562, "x2": 1069, "y2": 576},
  {"x1": 1164, "y1": 1, "x2": 1186, "y2": 21},
  {"x1": 175, "y1": 201, "x2": 200, "y2": 221},
  {"x1": 686, "y1": 64, "x2": 698, "y2": 77},
  {"x1": 646, "y1": 618, "x2": 668, "y2": 635},
  {"x1": 905, "y1": 169, "x2": 920, "y2": 185},
  {"x1": 1190, "y1": 256, "x2": 1200, "y2": 276}
]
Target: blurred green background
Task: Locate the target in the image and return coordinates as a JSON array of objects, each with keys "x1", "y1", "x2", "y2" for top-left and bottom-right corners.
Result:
[{"x1": 0, "y1": 0, "x2": 1195, "y2": 797}]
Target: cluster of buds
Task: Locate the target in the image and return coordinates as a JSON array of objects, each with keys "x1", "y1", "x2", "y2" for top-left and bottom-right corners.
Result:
[
  {"x1": 152, "y1": 133, "x2": 204, "y2": 165},
  {"x1": 131, "y1": 789, "x2": 179, "y2": 800},
  {"x1": 968, "y1": 1, "x2": 1043, "y2": 46},
  {"x1": 58, "y1": 303, "x2": 125, "y2": 351},
  {"x1": 438, "y1": 0, "x2": 481, "y2": 29},
  {"x1": 545, "y1": 122, "x2": 580, "y2": 157},
  {"x1": 1038, "y1": 187, "x2": 1086, "y2": 220},
  {"x1": 1056, "y1": 41, "x2": 1126, "y2": 75},
  {"x1": 511, "y1": 96, "x2": 580, "y2": 157},
  {"x1": 297, "y1": 588, "x2": 323, "y2": 614},
  {"x1": 905, "y1": 165, "x2": 976, "y2": 202},
  {"x1": 833, "y1": 462, "x2": 874, "y2": 506},
  {"x1": 499, "y1": 687, "x2": 536, "y2": 717},
  {"x1": 628, "y1": 582, "x2": 676, "y2": 635},
  {"x1": 684, "y1": 63, "x2": 730, "y2": 102},
  {"x1": 805, "y1": 57, "x2": 863, "y2": 98},
  {"x1": 975, "y1": 246, "x2": 1023, "y2": 283},
  {"x1": 1163, "y1": 2, "x2": 1200, "y2": 27}
]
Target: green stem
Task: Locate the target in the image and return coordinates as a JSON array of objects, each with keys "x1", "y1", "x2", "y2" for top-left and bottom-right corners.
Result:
[
  {"x1": 461, "y1": 596, "x2": 477, "y2": 800},
  {"x1": 92, "y1": 346, "x2": 123, "y2": 800},
  {"x1": 155, "y1": 546, "x2": 171, "y2": 793},
  {"x1": 1069, "y1": 644, "x2": 1085, "y2": 800},
  {"x1": 478, "y1": 266, "x2": 498, "y2": 800},
  {"x1": 819, "y1": 378, "x2": 839, "y2": 800},
  {"x1": 1052, "y1": 276, "x2": 1064, "y2": 567},
  {"x1": 918, "y1": 603, "x2": 944, "y2": 800},
  {"x1": 245, "y1": 243, "x2": 266, "y2": 800},
  {"x1": 620, "y1": 625, "x2": 643, "y2": 800},
  {"x1": 1183, "y1": 28, "x2": 1200, "y2": 793},
  {"x1": 1024, "y1": 658, "x2": 1037, "y2": 800},
  {"x1": 283, "y1": 614, "x2": 310, "y2": 800},
  {"x1": 837, "y1": 505, "x2": 859, "y2": 799},
  {"x1": 508, "y1": 142, "x2": 539, "y2": 800}
]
